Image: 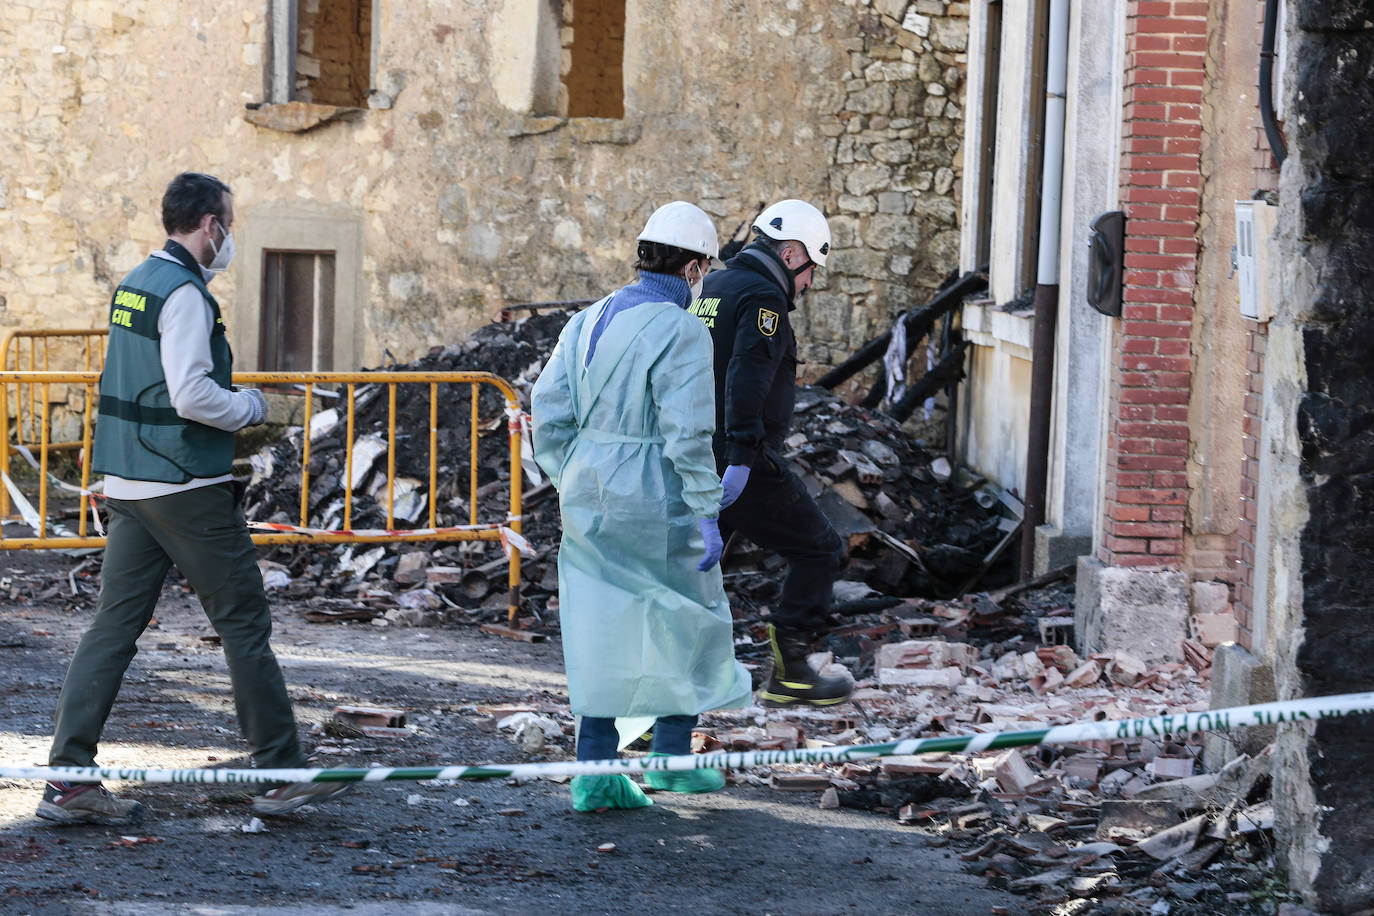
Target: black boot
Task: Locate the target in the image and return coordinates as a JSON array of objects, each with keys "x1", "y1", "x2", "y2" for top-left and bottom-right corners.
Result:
[{"x1": 759, "y1": 624, "x2": 853, "y2": 708}]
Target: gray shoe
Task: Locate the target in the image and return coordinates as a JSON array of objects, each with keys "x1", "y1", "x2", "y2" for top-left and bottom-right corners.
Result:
[
  {"x1": 37, "y1": 781, "x2": 147, "y2": 826},
  {"x1": 251, "y1": 781, "x2": 351, "y2": 815}
]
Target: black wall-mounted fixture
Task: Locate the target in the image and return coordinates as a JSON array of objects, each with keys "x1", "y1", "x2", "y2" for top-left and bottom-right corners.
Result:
[{"x1": 1087, "y1": 210, "x2": 1125, "y2": 318}]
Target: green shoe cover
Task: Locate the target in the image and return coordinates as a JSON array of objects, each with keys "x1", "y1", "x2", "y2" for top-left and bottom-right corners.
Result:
[
  {"x1": 570, "y1": 774, "x2": 653, "y2": 812},
  {"x1": 642, "y1": 753, "x2": 726, "y2": 794}
]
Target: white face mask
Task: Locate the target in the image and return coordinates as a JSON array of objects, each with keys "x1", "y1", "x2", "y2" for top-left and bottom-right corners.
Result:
[
  {"x1": 208, "y1": 219, "x2": 236, "y2": 272},
  {"x1": 687, "y1": 261, "x2": 705, "y2": 301}
]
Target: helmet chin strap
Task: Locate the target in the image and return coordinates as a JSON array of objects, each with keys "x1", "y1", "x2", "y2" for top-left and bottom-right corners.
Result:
[
  {"x1": 784, "y1": 256, "x2": 812, "y2": 305},
  {"x1": 781, "y1": 244, "x2": 813, "y2": 279}
]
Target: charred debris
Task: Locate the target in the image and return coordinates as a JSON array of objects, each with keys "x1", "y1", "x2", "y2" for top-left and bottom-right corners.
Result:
[{"x1": 236, "y1": 305, "x2": 1023, "y2": 640}]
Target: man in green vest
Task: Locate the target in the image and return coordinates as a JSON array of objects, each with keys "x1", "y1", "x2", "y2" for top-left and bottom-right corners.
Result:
[{"x1": 38, "y1": 172, "x2": 346, "y2": 825}]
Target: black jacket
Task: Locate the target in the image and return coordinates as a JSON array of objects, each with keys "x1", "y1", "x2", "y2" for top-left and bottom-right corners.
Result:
[{"x1": 690, "y1": 242, "x2": 798, "y2": 468}]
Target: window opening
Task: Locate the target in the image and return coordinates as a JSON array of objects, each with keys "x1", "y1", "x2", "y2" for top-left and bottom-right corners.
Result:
[
  {"x1": 972, "y1": 0, "x2": 1002, "y2": 268},
  {"x1": 271, "y1": 0, "x2": 373, "y2": 107},
  {"x1": 260, "y1": 250, "x2": 336, "y2": 371},
  {"x1": 564, "y1": 0, "x2": 625, "y2": 118},
  {"x1": 1018, "y1": 0, "x2": 1051, "y2": 293},
  {"x1": 297, "y1": 0, "x2": 372, "y2": 107}
]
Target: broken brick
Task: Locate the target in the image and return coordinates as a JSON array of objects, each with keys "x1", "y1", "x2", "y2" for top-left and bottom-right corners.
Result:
[
  {"x1": 993, "y1": 750, "x2": 1038, "y2": 795},
  {"x1": 1151, "y1": 756, "x2": 1195, "y2": 780},
  {"x1": 1063, "y1": 755, "x2": 1103, "y2": 784},
  {"x1": 392, "y1": 551, "x2": 430, "y2": 585},
  {"x1": 765, "y1": 722, "x2": 805, "y2": 749},
  {"x1": 1193, "y1": 612, "x2": 1239, "y2": 648},
  {"x1": 1036, "y1": 645, "x2": 1080, "y2": 673},
  {"x1": 424, "y1": 566, "x2": 466, "y2": 585},
  {"x1": 1063, "y1": 661, "x2": 1102, "y2": 688},
  {"x1": 878, "y1": 666, "x2": 963, "y2": 689},
  {"x1": 1105, "y1": 651, "x2": 1148, "y2": 687},
  {"x1": 1096, "y1": 799, "x2": 1182, "y2": 842},
  {"x1": 1182, "y1": 639, "x2": 1212, "y2": 673}
]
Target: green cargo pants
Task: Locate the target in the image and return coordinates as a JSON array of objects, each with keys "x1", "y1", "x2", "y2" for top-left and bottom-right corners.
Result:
[{"x1": 49, "y1": 482, "x2": 305, "y2": 769}]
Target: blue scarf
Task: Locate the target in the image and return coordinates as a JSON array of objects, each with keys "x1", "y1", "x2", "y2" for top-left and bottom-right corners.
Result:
[{"x1": 583, "y1": 270, "x2": 693, "y2": 366}]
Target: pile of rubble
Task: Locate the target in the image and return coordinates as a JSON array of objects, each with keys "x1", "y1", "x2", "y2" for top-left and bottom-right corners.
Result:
[
  {"x1": 226, "y1": 316, "x2": 1271, "y2": 912},
  {"x1": 239, "y1": 312, "x2": 571, "y2": 625},
  {"x1": 243, "y1": 309, "x2": 569, "y2": 533},
  {"x1": 762, "y1": 384, "x2": 1017, "y2": 595},
  {"x1": 235, "y1": 308, "x2": 1016, "y2": 630},
  {"x1": 347, "y1": 589, "x2": 1272, "y2": 913},
  {"x1": 676, "y1": 606, "x2": 1278, "y2": 915}
]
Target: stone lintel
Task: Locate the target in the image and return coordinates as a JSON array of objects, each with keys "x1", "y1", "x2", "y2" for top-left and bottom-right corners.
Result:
[{"x1": 244, "y1": 101, "x2": 363, "y2": 134}]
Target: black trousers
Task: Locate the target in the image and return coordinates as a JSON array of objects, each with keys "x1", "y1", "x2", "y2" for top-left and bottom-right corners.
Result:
[{"x1": 718, "y1": 452, "x2": 846, "y2": 635}]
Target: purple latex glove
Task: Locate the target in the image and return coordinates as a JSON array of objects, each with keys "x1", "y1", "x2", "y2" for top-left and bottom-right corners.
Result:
[
  {"x1": 696, "y1": 517, "x2": 723, "y2": 571},
  {"x1": 720, "y1": 464, "x2": 751, "y2": 509}
]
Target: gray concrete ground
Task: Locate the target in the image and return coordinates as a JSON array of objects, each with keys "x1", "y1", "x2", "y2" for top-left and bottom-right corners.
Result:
[{"x1": 0, "y1": 552, "x2": 1016, "y2": 915}]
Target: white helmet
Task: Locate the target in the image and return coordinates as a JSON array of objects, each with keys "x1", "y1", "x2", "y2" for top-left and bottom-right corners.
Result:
[
  {"x1": 637, "y1": 201, "x2": 719, "y2": 259},
  {"x1": 753, "y1": 199, "x2": 831, "y2": 267}
]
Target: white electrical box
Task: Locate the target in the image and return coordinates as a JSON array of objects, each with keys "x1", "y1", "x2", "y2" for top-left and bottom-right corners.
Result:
[{"x1": 1235, "y1": 200, "x2": 1278, "y2": 321}]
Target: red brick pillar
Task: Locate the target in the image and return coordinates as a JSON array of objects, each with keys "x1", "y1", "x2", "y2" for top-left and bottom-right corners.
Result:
[{"x1": 1099, "y1": 1, "x2": 1208, "y2": 568}]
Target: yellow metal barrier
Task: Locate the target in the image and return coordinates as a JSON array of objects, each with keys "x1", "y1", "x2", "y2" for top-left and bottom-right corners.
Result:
[
  {"x1": 0, "y1": 329, "x2": 108, "y2": 459},
  {"x1": 0, "y1": 328, "x2": 108, "y2": 371},
  {"x1": 0, "y1": 370, "x2": 527, "y2": 620}
]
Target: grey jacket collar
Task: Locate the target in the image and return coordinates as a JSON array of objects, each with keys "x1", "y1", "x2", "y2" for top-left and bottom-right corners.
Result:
[{"x1": 736, "y1": 243, "x2": 797, "y2": 308}]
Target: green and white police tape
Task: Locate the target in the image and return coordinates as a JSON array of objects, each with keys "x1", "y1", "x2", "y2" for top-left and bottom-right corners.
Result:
[{"x1": 4, "y1": 693, "x2": 1371, "y2": 786}]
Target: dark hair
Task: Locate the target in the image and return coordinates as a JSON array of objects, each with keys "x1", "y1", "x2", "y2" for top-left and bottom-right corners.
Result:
[
  {"x1": 161, "y1": 172, "x2": 232, "y2": 234},
  {"x1": 634, "y1": 241, "x2": 701, "y2": 276},
  {"x1": 753, "y1": 233, "x2": 792, "y2": 256}
]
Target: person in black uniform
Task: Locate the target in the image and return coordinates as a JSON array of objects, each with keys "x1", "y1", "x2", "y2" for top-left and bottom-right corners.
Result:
[{"x1": 690, "y1": 199, "x2": 852, "y2": 707}]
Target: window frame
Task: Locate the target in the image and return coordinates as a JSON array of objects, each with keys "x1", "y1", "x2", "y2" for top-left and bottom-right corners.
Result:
[
  {"x1": 260, "y1": 249, "x2": 338, "y2": 372},
  {"x1": 232, "y1": 205, "x2": 364, "y2": 375},
  {"x1": 269, "y1": 0, "x2": 381, "y2": 107}
]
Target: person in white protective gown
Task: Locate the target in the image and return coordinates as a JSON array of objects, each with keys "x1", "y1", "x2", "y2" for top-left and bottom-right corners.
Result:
[{"x1": 531, "y1": 201, "x2": 752, "y2": 812}]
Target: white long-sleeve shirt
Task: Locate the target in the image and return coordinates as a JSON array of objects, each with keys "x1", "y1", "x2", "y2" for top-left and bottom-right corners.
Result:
[{"x1": 103, "y1": 251, "x2": 258, "y2": 500}]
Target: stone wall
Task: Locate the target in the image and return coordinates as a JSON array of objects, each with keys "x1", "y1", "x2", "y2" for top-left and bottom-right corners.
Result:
[
  {"x1": 1271, "y1": 0, "x2": 1374, "y2": 910},
  {"x1": 798, "y1": 0, "x2": 967, "y2": 380},
  {"x1": 0, "y1": 0, "x2": 965, "y2": 388}
]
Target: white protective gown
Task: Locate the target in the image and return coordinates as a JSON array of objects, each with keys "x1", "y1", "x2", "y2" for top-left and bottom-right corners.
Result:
[{"x1": 531, "y1": 292, "x2": 751, "y2": 718}]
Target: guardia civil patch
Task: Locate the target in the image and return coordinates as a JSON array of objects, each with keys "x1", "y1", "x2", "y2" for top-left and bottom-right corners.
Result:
[{"x1": 758, "y1": 308, "x2": 779, "y2": 337}]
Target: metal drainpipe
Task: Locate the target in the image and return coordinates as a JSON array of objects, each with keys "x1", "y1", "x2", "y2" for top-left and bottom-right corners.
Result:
[
  {"x1": 1259, "y1": 0, "x2": 1286, "y2": 166},
  {"x1": 1019, "y1": 0, "x2": 1071, "y2": 580}
]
